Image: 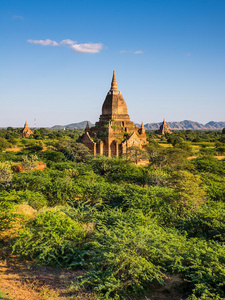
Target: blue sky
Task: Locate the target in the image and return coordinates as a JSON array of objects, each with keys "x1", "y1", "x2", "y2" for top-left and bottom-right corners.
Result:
[{"x1": 1, "y1": 0, "x2": 225, "y2": 127}]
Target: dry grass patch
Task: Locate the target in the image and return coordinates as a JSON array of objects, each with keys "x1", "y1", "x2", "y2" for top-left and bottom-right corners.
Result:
[
  {"x1": 215, "y1": 156, "x2": 225, "y2": 160},
  {"x1": 158, "y1": 143, "x2": 173, "y2": 148},
  {"x1": 0, "y1": 259, "x2": 97, "y2": 300},
  {"x1": 4, "y1": 148, "x2": 23, "y2": 152}
]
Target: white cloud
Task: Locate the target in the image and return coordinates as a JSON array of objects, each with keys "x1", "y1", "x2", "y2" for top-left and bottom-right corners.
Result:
[
  {"x1": 70, "y1": 43, "x2": 103, "y2": 53},
  {"x1": 60, "y1": 39, "x2": 77, "y2": 45},
  {"x1": 186, "y1": 53, "x2": 191, "y2": 57},
  {"x1": 13, "y1": 15, "x2": 24, "y2": 20},
  {"x1": 27, "y1": 39, "x2": 104, "y2": 54},
  {"x1": 120, "y1": 49, "x2": 143, "y2": 54},
  {"x1": 27, "y1": 39, "x2": 59, "y2": 46}
]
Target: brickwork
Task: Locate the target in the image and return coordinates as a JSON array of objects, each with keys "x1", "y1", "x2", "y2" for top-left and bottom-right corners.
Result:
[
  {"x1": 82, "y1": 71, "x2": 147, "y2": 157},
  {"x1": 156, "y1": 119, "x2": 172, "y2": 135},
  {"x1": 21, "y1": 121, "x2": 33, "y2": 138}
]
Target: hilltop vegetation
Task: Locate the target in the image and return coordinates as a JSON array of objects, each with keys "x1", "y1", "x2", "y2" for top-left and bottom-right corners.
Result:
[{"x1": 0, "y1": 127, "x2": 225, "y2": 299}]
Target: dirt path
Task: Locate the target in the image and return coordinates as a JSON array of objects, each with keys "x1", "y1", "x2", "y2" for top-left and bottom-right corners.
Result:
[
  {"x1": 4, "y1": 148, "x2": 23, "y2": 152},
  {"x1": 0, "y1": 258, "x2": 186, "y2": 300},
  {"x1": 0, "y1": 259, "x2": 95, "y2": 300}
]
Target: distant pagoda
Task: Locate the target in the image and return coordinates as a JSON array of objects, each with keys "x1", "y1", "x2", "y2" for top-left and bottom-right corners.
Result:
[
  {"x1": 82, "y1": 71, "x2": 147, "y2": 157},
  {"x1": 21, "y1": 121, "x2": 33, "y2": 138},
  {"x1": 156, "y1": 119, "x2": 172, "y2": 135}
]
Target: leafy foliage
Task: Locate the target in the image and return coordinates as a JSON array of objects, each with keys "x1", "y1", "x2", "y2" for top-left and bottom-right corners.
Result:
[
  {"x1": 0, "y1": 162, "x2": 13, "y2": 189},
  {"x1": 13, "y1": 209, "x2": 86, "y2": 267},
  {"x1": 1, "y1": 129, "x2": 225, "y2": 299}
]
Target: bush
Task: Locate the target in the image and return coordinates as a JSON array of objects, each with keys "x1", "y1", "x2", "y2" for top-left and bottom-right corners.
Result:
[
  {"x1": 177, "y1": 238, "x2": 225, "y2": 299},
  {"x1": 176, "y1": 201, "x2": 225, "y2": 242},
  {"x1": 0, "y1": 191, "x2": 16, "y2": 230},
  {"x1": 193, "y1": 157, "x2": 225, "y2": 175},
  {"x1": 0, "y1": 138, "x2": 10, "y2": 151},
  {"x1": 76, "y1": 216, "x2": 185, "y2": 298},
  {"x1": 13, "y1": 209, "x2": 86, "y2": 266},
  {"x1": 17, "y1": 190, "x2": 47, "y2": 209},
  {"x1": 0, "y1": 162, "x2": 13, "y2": 189},
  {"x1": 146, "y1": 169, "x2": 169, "y2": 187},
  {"x1": 207, "y1": 181, "x2": 225, "y2": 202},
  {"x1": 39, "y1": 150, "x2": 65, "y2": 162}
]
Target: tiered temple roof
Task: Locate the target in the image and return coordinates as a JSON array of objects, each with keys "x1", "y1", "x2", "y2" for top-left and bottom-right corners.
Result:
[{"x1": 82, "y1": 71, "x2": 147, "y2": 157}]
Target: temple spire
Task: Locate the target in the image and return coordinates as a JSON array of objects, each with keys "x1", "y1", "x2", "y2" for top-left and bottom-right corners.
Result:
[
  {"x1": 140, "y1": 121, "x2": 145, "y2": 134},
  {"x1": 85, "y1": 121, "x2": 90, "y2": 132},
  {"x1": 110, "y1": 70, "x2": 119, "y2": 92}
]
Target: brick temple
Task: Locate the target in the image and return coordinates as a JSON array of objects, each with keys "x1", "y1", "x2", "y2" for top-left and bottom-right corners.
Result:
[
  {"x1": 156, "y1": 119, "x2": 172, "y2": 135},
  {"x1": 21, "y1": 121, "x2": 33, "y2": 138},
  {"x1": 82, "y1": 71, "x2": 147, "y2": 157}
]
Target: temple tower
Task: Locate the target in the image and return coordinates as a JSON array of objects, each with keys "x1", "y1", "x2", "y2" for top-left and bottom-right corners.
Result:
[
  {"x1": 21, "y1": 121, "x2": 33, "y2": 138},
  {"x1": 82, "y1": 71, "x2": 147, "y2": 157},
  {"x1": 156, "y1": 119, "x2": 172, "y2": 135}
]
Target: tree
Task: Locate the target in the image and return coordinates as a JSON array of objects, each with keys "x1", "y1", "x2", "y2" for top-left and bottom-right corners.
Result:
[
  {"x1": 216, "y1": 146, "x2": 225, "y2": 156},
  {"x1": 40, "y1": 150, "x2": 65, "y2": 162},
  {"x1": 163, "y1": 147, "x2": 190, "y2": 169},
  {"x1": 0, "y1": 162, "x2": 13, "y2": 189},
  {"x1": 125, "y1": 146, "x2": 148, "y2": 164},
  {"x1": 56, "y1": 141, "x2": 90, "y2": 162},
  {"x1": 21, "y1": 155, "x2": 38, "y2": 172},
  {"x1": 170, "y1": 170, "x2": 206, "y2": 212},
  {"x1": 0, "y1": 138, "x2": 9, "y2": 151},
  {"x1": 147, "y1": 169, "x2": 169, "y2": 187},
  {"x1": 147, "y1": 148, "x2": 166, "y2": 170}
]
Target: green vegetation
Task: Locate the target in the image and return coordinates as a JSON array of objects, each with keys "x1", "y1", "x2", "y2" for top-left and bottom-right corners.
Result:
[
  {"x1": 1, "y1": 127, "x2": 225, "y2": 299},
  {"x1": 0, "y1": 292, "x2": 12, "y2": 300}
]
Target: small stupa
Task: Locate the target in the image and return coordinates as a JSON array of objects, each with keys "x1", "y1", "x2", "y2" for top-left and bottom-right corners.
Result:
[
  {"x1": 156, "y1": 119, "x2": 172, "y2": 135},
  {"x1": 21, "y1": 121, "x2": 33, "y2": 137}
]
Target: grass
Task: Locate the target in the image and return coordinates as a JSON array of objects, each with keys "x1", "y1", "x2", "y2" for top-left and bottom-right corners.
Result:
[
  {"x1": 158, "y1": 143, "x2": 173, "y2": 147},
  {"x1": 0, "y1": 292, "x2": 12, "y2": 300}
]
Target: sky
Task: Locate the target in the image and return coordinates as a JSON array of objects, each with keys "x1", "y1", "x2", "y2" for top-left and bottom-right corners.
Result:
[{"x1": 1, "y1": 0, "x2": 225, "y2": 127}]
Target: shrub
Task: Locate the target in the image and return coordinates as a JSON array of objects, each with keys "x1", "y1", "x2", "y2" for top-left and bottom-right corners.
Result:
[
  {"x1": 0, "y1": 162, "x2": 13, "y2": 189},
  {"x1": 146, "y1": 169, "x2": 169, "y2": 187},
  {"x1": 177, "y1": 238, "x2": 225, "y2": 299},
  {"x1": 13, "y1": 209, "x2": 86, "y2": 266},
  {"x1": 0, "y1": 191, "x2": 16, "y2": 230},
  {"x1": 39, "y1": 150, "x2": 65, "y2": 162},
  {"x1": 176, "y1": 201, "x2": 225, "y2": 242},
  {"x1": 192, "y1": 157, "x2": 225, "y2": 175},
  {"x1": 76, "y1": 219, "x2": 185, "y2": 298}
]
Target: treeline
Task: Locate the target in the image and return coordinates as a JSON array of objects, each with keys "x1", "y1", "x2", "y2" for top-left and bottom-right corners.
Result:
[
  {"x1": 146, "y1": 128, "x2": 225, "y2": 142},
  {"x1": 0, "y1": 127, "x2": 84, "y2": 151},
  {"x1": 0, "y1": 129, "x2": 225, "y2": 299}
]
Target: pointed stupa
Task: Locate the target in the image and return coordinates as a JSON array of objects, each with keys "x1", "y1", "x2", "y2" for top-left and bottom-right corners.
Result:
[
  {"x1": 85, "y1": 121, "x2": 90, "y2": 132},
  {"x1": 110, "y1": 70, "x2": 119, "y2": 93},
  {"x1": 21, "y1": 121, "x2": 33, "y2": 137},
  {"x1": 139, "y1": 121, "x2": 145, "y2": 134},
  {"x1": 157, "y1": 118, "x2": 172, "y2": 135},
  {"x1": 101, "y1": 70, "x2": 129, "y2": 119}
]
